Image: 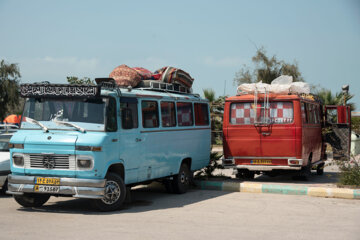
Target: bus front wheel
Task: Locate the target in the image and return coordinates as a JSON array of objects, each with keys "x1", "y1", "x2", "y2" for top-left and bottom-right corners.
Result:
[{"x1": 93, "y1": 172, "x2": 126, "y2": 212}]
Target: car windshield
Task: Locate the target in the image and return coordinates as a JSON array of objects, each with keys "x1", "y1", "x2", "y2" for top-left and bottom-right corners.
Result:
[
  {"x1": 0, "y1": 135, "x2": 12, "y2": 151},
  {"x1": 21, "y1": 97, "x2": 109, "y2": 131}
]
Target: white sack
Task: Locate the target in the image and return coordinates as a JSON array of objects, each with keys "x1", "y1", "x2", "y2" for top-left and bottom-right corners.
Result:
[
  {"x1": 237, "y1": 81, "x2": 270, "y2": 94},
  {"x1": 269, "y1": 84, "x2": 291, "y2": 94},
  {"x1": 289, "y1": 82, "x2": 310, "y2": 94},
  {"x1": 271, "y1": 75, "x2": 293, "y2": 85},
  {"x1": 237, "y1": 75, "x2": 310, "y2": 95}
]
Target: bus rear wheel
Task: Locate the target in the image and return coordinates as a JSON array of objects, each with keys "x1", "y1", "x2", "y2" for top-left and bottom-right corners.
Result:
[
  {"x1": 317, "y1": 163, "x2": 325, "y2": 175},
  {"x1": 172, "y1": 163, "x2": 191, "y2": 194},
  {"x1": 236, "y1": 170, "x2": 255, "y2": 180},
  {"x1": 14, "y1": 193, "x2": 50, "y2": 208},
  {"x1": 92, "y1": 173, "x2": 126, "y2": 212}
]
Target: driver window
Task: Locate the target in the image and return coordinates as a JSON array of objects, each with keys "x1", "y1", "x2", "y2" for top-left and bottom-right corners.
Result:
[{"x1": 120, "y1": 101, "x2": 138, "y2": 129}]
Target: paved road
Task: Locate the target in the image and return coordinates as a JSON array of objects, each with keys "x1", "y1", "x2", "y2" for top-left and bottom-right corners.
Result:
[{"x1": 0, "y1": 184, "x2": 359, "y2": 240}]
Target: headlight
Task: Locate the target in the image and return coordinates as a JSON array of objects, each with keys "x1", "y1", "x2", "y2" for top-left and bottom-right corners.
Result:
[
  {"x1": 13, "y1": 153, "x2": 24, "y2": 167},
  {"x1": 76, "y1": 146, "x2": 102, "y2": 152},
  {"x1": 76, "y1": 155, "x2": 94, "y2": 170}
]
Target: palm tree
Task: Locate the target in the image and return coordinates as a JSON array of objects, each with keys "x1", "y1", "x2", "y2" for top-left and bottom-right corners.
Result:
[
  {"x1": 316, "y1": 88, "x2": 355, "y2": 111},
  {"x1": 0, "y1": 60, "x2": 21, "y2": 121}
]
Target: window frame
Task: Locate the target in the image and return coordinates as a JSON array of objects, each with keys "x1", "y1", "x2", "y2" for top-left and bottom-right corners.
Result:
[
  {"x1": 176, "y1": 102, "x2": 194, "y2": 127},
  {"x1": 194, "y1": 103, "x2": 210, "y2": 126},
  {"x1": 160, "y1": 101, "x2": 177, "y2": 127},
  {"x1": 141, "y1": 100, "x2": 160, "y2": 128},
  {"x1": 229, "y1": 101, "x2": 294, "y2": 125},
  {"x1": 120, "y1": 97, "x2": 139, "y2": 130}
]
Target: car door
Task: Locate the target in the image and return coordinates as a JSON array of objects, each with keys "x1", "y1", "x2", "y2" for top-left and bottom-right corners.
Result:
[{"x1": 118, "y1": 97, "x2": 142, "y2": 184}]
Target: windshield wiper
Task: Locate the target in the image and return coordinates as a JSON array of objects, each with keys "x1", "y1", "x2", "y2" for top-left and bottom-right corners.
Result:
[
  {"x1": 53, "y1": 120, "x2": 86, "y2": 133},
  {"x1": 25, "y1": 117, "x2": 49, "y2": 132}
]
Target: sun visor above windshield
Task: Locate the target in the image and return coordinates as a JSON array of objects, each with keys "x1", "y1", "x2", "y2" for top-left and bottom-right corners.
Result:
[{"x1": 20, "y1": 84, "x2": 100, "y2": 98}]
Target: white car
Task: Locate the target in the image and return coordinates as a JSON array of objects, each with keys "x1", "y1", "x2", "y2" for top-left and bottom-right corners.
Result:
[{"x1": 0, "y1": 133, "x2": 12, "y2": 194}]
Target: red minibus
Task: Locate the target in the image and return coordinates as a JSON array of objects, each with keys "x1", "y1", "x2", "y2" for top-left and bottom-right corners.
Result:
[{"x1": 222, "y1": 92, "x2": 350, "y2": 179}]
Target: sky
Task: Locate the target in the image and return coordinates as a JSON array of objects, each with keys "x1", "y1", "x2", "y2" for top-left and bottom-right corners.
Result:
[{"x1": 0, "y1": 0, "x2": 359, "y2": 109}]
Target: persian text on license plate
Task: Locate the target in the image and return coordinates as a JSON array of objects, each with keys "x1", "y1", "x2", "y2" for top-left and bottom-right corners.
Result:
[
  {"x1": 35, "y1": 177, "x2": 60, "y2": 185},
  {"x1": 34, "y1": 185, "x2": 60, "y2": 193},
  {"x1": 251, "y1": 159, "x2": 272, "y2": 165}
]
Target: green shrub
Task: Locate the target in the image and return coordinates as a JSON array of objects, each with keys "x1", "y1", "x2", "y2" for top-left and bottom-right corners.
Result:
[
  {"x1": 338, "y1": 160, "x2": 360, "y2": 187},
  {"x1": 195, "y1": 152, "x2": 223, "y2": 178}
]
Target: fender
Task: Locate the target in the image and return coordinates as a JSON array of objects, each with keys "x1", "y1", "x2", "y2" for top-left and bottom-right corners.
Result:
[{"x1": 102, "y1": 159, "x2": 125, "y2": 178}]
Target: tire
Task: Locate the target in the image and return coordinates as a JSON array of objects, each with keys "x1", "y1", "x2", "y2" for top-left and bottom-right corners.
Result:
[
  {"x1": 296, "y1": 157, "x2": 312, "y2": 180},
  {"x1": 14, "y1": 193, "x2": 50, "y2": 208},
  {"x1": 317, "y1": 163, "x2": 324, "y2": 175},
  {"x1": 172, "y1": 163, "x2": 191, "y2": 194},
  {"x1": 243, "y1": 171, "x2": 255, "y2": 179},
  {"x1": 92, "y1": 172, "x2": 126, "y2": 212},
  {"x1": 236, "y1": 170, "x2": 255, "y2": 180}
]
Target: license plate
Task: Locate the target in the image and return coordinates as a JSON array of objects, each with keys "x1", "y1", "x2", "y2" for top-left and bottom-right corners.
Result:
[
  {"x1": 251, "y1": 159, "x2": 272, "y2": 165},
  {"x1": 35, "y1": 177, "x2": 60, "y2": 185},
  {"x1": 34, "y1": 185, "x2": 60, "y2": 193}
]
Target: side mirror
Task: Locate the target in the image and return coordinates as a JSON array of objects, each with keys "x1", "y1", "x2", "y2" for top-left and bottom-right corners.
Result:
[{"x1": 122, "y1": 108, "x2": 133, "y2": 129}]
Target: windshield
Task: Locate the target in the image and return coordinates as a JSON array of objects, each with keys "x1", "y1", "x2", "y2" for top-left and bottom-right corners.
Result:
[
  {"x1": 21, "y1": 97, "x2": 110, "y2": 131},
  {"x1": 0, "y1": 135, "x2": 12, "y2": 151}
]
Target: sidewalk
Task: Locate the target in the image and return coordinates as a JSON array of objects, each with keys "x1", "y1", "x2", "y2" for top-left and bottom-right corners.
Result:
[{"x1": 196, "y1": 149, "x2": 360, "y2": 200}]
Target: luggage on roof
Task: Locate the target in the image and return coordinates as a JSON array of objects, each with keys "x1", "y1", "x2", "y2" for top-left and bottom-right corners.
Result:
[
  {"x1": 237, "y1": 75, "x2": 310, "y2": 95},
  {"x1": 109, "y1": 65, "x2": 195, "y2": 90}
]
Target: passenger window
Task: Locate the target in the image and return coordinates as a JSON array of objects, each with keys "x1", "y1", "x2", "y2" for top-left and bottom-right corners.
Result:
[
  {"x1": 161, "y1": 102, "x2": 176, "y2": 127},
  {"x1": 314, "y1": 105, "x2": 320, "y2": 124},
  {"x1": 327, "y1": 109, "x2": 338, "y2": 124},
  {"x1": 142, "y1": 101, "x2": 159, "y2": 128},
  {"x1": 306, "y1": 103, "x2": 313, "y2": 123},
  {"x1": 301, "y1": 102, "x2": 307, "y2": 124},
  {"x1": 194, "y1": 103, "x2": 209, "y2": 126},
  {"x1": 120, "y1": 100, "x2": 138, "y2": 129},
  {"x1": 177, "y1": 102, "x2": 193, "y2": 126},
  {"x1": 106, "y1": 97, "x2": 117, "y2": 132}
]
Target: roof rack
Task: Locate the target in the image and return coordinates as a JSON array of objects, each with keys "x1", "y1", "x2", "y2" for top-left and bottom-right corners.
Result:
[{"x1": 95, "y1": 78, "x2": 200, "y2": 97}]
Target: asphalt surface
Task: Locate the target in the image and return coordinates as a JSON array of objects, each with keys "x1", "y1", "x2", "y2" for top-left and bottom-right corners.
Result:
[{"x1": 0, "y1": 183, "x2": 359, "y2": 240}]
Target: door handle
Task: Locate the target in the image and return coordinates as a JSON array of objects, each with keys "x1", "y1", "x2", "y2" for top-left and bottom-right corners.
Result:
[{"x1": 135, "y1": 138, "x2": 142, "y2": 142}]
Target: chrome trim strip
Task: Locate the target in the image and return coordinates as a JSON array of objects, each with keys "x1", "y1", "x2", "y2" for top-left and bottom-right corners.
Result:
[
  {"x1": 141, "y1": 127, "x2": 211, "y2": 133},
  {"x1": 234, "y1": 165, "x2": 302, "y2": 171},
  {"x1": 231, "y1": 156, "x2": 297, "y2": 159}
]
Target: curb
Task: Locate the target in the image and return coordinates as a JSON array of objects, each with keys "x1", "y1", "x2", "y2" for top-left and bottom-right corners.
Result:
[{"x1": 195, "y1": 180, "x2": 360, "y2": 200}]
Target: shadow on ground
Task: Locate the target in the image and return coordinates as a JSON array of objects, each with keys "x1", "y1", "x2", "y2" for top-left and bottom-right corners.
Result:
[{"x1": 16, "y1": 182, "x2": 230, "y2": 215}]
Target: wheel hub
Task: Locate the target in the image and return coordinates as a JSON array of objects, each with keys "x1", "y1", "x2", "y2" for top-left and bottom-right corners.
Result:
[
  {"x1": 180, "y1": 171, "x2": 188, "y2": 184},
  {"x1": 101, "y1": 180, "x2": 121, "y2": 205}
]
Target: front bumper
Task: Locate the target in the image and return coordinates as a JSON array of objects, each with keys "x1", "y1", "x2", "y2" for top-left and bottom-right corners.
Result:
[{"x1": 6, "y1": 175, "x2": 105, "y2": 199}]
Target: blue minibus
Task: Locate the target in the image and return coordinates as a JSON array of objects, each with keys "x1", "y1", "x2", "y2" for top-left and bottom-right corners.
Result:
[{"x1": 7, "y1": 79, "x2": 210, "y2": 211}]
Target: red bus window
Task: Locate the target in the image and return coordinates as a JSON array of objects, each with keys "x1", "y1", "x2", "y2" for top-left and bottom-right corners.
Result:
[
  {"x1": 269, "y1": 102, "x2": 293, "y2": 124},
  {"x1": 194, "y1": 103, "x2": 209, "y2": 126},
  {"x1": 230, "y1": 102, "x2": 293, "y2": 124},
  {"x1": 177, "y1": 102, "x2": 193, "y2": 126},
  {"x1": 142, "y1": 101, "x2": 159, "y2": 128},
  {"x1": 301, "y1": 102, "x2": 307, "y2": 124},
  {"x1": 161, "y1": 101, "x2": 176, "y2": 127}
]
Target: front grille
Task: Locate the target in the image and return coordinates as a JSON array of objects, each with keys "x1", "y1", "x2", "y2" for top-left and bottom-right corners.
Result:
[{"x1": 24, "y1": 154, "x2": 75, "y2": 170}]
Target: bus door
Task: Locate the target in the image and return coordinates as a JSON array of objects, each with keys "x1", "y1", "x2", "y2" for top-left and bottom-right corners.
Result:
[
  {"x1": 226, "y1": 101, "x2": 296, "y2": 159},
  {"x1": 324, "y1": 105, "x2": 351, "y2": 160},
  {"x1": 118, "y1": 97, "x2": 142, "y2": 184}
]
